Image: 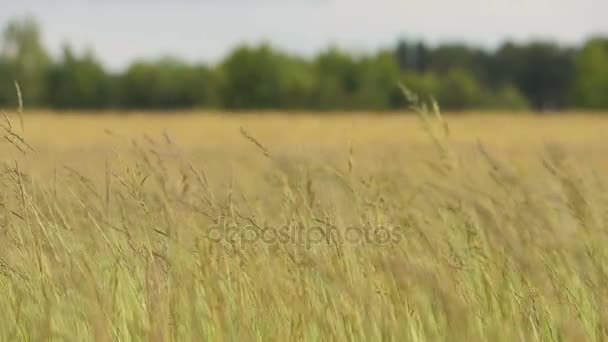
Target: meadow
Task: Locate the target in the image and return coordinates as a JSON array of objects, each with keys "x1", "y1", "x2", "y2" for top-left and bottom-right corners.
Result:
[{"x1": 2, "y1": 105, "x2": 608, "y2": 340}]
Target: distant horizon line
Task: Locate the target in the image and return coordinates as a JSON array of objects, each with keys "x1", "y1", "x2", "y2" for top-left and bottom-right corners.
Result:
[{"x1": 42, "y1": 33, "x2": 608, "y2": 73}]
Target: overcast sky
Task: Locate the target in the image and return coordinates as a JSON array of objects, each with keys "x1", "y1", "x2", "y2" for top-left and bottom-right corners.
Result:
[{"x1": 1, "y1": 0, "x2": 607, "y2": 71}]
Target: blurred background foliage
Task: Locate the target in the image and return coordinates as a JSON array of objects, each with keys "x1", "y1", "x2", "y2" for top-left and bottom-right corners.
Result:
[{"x1": 1, "y1": 16, "x2": 607, "y2": 112}]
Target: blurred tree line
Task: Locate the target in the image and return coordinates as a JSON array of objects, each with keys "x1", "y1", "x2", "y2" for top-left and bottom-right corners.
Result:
[{"x1": 1, "y1": 17, "x2": 608, "y2": 112}]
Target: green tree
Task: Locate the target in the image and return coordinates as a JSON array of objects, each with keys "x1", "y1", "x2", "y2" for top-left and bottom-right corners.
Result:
[
  {"x1": 486, "y1": 85, "x2": 530, "y2": 111},
  {"x1": 121, "y1": 57, "x2": 217, "y2": 109},
  {"x1": 437, "y1": 68, "x2": 484, "y2": 110},
  {"x1": 350, "y1": 51, "x2": 402, "y2": 110},
  {"x1": 1, "y1": 16, "x2": 51, "y2": 106},
  {"x1": 46, "y1": 46, "x2": 111, "y2": 109},
  {"x1": 310, "y1": 48, "x2": 363, "y2": 110},
  {"x1": 394, "y1": 40, "x2": 429, "y2": 73},
  {"x1": 570, "y1": 38, "x2": 608, "y2": 109},
  {"x1": 220, "y1": 44, "x2": 313, "y2": 109},
  {"x1": 0, "y1": 60, "x2": 15, "y2": 106},
  {"x1": 490, "y1": 42, "x2": 575, "y2": 110},
  {"x1": 427, "y1": 44, "x2": 490, "y2": 82}
]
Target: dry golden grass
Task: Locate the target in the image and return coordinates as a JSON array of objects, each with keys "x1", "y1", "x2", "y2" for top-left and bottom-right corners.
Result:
[
  {"x1": 18, "y1": 110, "x2": 608, "y2": 149},
  {"x1": 2, "y1": 108, "x2": 608, "y2": 341}
]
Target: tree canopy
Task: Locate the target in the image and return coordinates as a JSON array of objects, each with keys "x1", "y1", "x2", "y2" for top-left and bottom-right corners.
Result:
[{"x1": 1, "y1": 17, "x2": 607, "y2": 112}]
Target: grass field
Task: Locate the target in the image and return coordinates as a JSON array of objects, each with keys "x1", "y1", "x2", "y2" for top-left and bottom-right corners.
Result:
[{"x1": 2, "y1": 108, "x2": 608, "y2": 341}]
